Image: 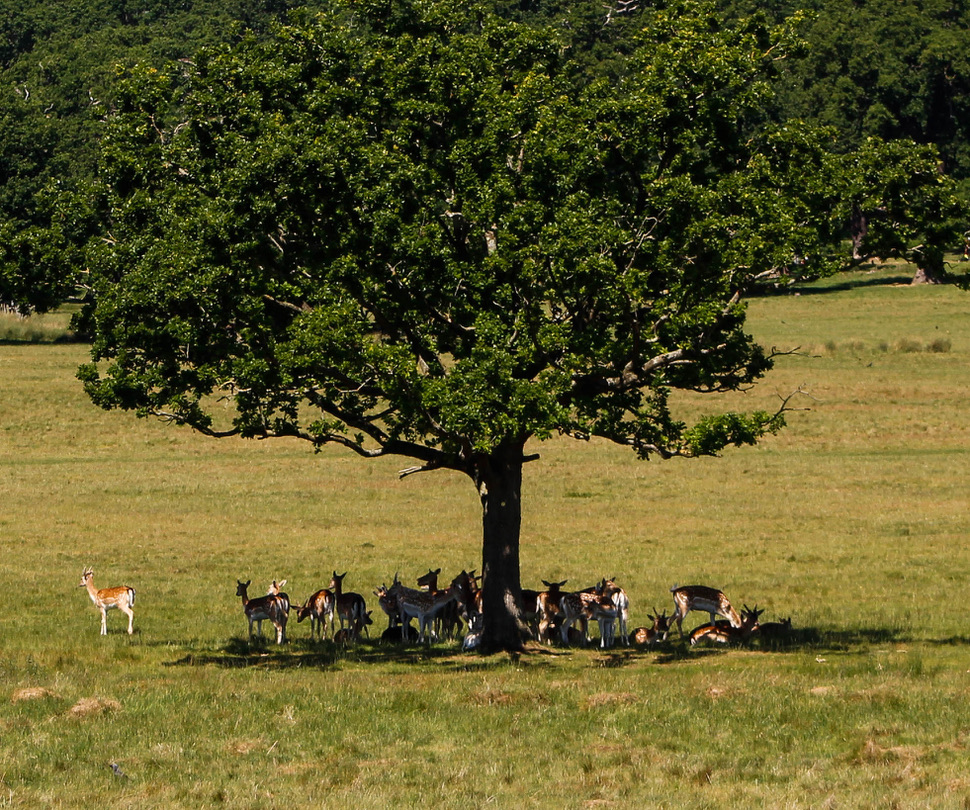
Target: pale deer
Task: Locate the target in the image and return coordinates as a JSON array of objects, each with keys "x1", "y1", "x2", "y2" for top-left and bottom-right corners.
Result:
[
  {"x1": 630, "y1": 608, "x2": 671, "y2": 646},
  {"x1": 670, "y1": 584, "x2": 742, "y2": 637},
  {"x1": 79, "y1": 567, "x2": 135, "y2": 636},
  {"x1": 536, "y1": 579, "x2": 568, "y2": 643},
  {"x1": 689, "y1": 604, "x2": 763, "y2": 646},
  {"x1": 296, "y1": 588, "x2": 335, "y2": 639},
  {"x1": 416, "y1": 568, "x2": 463, "y2": 640},
  {"x1": 236, "y1": 579, "x2": 287, "y2": 644},
  {"x1": 559, "y1": 590, "x2": 618, "y2": 648},
  {"x1": 600, "y1": 577, "x2": 631, "y2": 646},
  {"x1": 266, "y1": 580, "x2": 291, "y2": 615},
  {"x1": 388, "y1": 572, "x2": 459, "y2": 643},
  {"x1": 329, "y1": 572, "x2": 369, "y2": 637}
]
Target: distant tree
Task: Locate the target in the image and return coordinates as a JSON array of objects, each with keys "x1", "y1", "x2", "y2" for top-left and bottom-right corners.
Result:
[{"x1": 71, "y1": 0, "x2": 955, "y2": 651}]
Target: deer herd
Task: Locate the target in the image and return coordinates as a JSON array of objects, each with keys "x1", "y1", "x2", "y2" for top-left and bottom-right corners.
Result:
[{"x1": 79, "y1": 565, "x2": 793, "y2": 650}]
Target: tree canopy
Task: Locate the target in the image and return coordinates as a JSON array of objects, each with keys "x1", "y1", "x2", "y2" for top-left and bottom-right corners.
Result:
[{"x1": 68, "y1": 0, "x2": 957, "y2": 650}]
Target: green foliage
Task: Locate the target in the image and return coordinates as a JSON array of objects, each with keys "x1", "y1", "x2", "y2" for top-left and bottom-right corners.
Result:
[{"x1": 74, "y1": 0, "x2": 845, "y2": 471}]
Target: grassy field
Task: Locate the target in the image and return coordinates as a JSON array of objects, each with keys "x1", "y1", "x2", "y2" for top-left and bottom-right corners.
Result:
[{"x1": 2, "y1": 266, "x2": 970, "y2": 808}]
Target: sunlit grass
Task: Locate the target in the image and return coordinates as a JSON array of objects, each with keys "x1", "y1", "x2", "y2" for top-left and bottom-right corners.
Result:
[{"x1": 2, "y1": 266, "x2": 970, "y2": 807}]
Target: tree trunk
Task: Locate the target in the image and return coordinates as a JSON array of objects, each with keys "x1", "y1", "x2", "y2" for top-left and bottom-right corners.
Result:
[
  {"x1": 911, "y1": 244, "x2": 947, "y2": 284},
  {"x1": 474, "y1": 444, "x2": 528, "y2": 654}
]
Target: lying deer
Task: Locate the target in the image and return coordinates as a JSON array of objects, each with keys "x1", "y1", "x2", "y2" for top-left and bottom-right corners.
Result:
[
  {"x1": 630, "y1": 608, "x2": 671, "y2": 646},
  {"x1": 79, "y1": 567, "x2": 135, "y2": 636},
  {"x1": 756, "y1": 616, "x2": 793, "y2": 646},
  {"x1": 689, "y1": 604, "x2": 762, "y2": 646},
  {"x1": 670, "y1": 584, "x2": 741, "y2": 637}
]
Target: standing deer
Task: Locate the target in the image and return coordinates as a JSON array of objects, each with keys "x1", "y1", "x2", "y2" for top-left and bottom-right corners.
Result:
[
  {"x1": 79, "y1": 567, "x2": 135, "y2": 636},
  {"x1": 236, "y1": 579, "x2": 287, "y2": 644},
  {"x1": 536, "y1": 579, "x2": 568, "y2": 643},
  {"x1": 670, "y1": 584, "x2": 741, "y2": 637},
  {"x1": 600, "y1": 578, "x2": 631, "y2": 646},
  {"x1": 416, "y1": 568, "x2": 464, "y2": 640},
  {"x1": 559, "y1": 589, "x2": 618, "y2": 648},
  {"x1": 329, "y1": 572, "x2": 369, "y2": 637},
  {"x1": 296, "y1": 588, "x2": 335, "y2": 639},
  {"x1": 388, "y1": 572, "x2": 460, "y2": 643}
]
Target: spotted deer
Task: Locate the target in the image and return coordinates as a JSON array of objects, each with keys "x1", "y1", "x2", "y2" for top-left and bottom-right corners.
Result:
[
  {"x1": 416, "y1": 568, "x2": 463, "y2": 640},
  {"x1": 689, "y1": 604, "x2": 762, "y2": 646},
  {"x1": 536, "y1": 579, "x2": 568, "y2": 643},
  {"x1": 296, "y1": 588, "x2": 335, "y2": 639},
  {"x1": 79, "y1": 567, "x2": 135, "y2": 636},
  {"x1": 559, "y1": 589, "x2": 618, "y2": 648},
  {"x1": 630, "y1": 608, "x2": 671, "y2": 646},
  {"x1": 236, "y1": 579, "x2": 287, "y2": 643},
  {"x1": 670, "y1": 584, "x2": 742, "y2": 637},
  {"x1": 389, "y1": 572, "x2": 459, "y2": 643},
  {"x1": 374, "y1": 584, "x2": 400, "y2": 629},
  {"x1": 329, "y1": 571, "x2": 370, "y2": 637},
  {"x1": 600, "y1": 577, "x2": 631, "y2": 646}
]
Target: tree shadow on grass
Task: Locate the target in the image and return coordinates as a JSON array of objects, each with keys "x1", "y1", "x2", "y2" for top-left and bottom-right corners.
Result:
[
  {"x1": 647, "y1": 626, "x2": 915, "y2": 664},
  {"x1": 165, "y1": 636, "x2": 563, "y2": 671},
  {"x1": 165, "y1": 626, "x2": 934, "y2": 670}
]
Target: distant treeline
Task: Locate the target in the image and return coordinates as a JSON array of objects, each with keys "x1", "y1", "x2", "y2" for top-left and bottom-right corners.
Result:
[{"x1": 2, "y1": 0, "x2": 967, "y2": 308}]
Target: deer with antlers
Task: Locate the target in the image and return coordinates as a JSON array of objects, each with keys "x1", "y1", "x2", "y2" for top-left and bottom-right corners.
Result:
[
  {"x1": 630, "y1": 608, "x2": 671, "y2": 646},
  {"x1": 689, "y1": 604, "x2": 763, "y2": 646},
  {"x1": 669, "y1": 584, "x2": 742, "y2": 638},
  {"x1": 79, "y1": 567, "x2": 136, "y2": 636},
  {"x1": 236, "y1": 579, "x2": 287, "y2": 644}
]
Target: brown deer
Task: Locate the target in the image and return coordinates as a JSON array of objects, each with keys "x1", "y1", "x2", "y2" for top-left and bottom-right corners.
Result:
[
  {"x1": 670, "y1": 584, "x2": 741, "y2": 637},
  {"x1": 329, "y1": 572, "x2": 369, "y2": 637},
  {"x1": 296, "y1": 588, "x2": 335, "y2": 639},
  {"x1": 79, "y1": 567, "x2": 135, "y2": 636},
  {"x1": 630, "y1": 608, "x2": 671, "y2": 646},
  {"x1": 536, "y1": 579, "x2": 568, "y2": 643},
  {"x1": 236, "y1": 579, "x2": 287, "y2": 643},
  {"x1": 689, "y1": 604, "x2": 762, "y2": 646}
]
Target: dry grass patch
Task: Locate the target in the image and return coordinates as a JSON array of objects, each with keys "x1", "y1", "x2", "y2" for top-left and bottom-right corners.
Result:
[
  {"x1": 585, "y1": 692, "x2": 638, "y2": 709},
  {"x1": 66, "y1": 697, "x2": 121, "y2": 718},
  {"x1": 10, "y1": 687, "x2": 59, "y2": 703}
]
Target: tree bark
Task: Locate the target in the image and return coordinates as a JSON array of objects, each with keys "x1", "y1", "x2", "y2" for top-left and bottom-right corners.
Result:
[
  {"x1": 911, "y1": 244, "x2": 947, "y2": 284},
  {"x1": 474, "y1": 443, "x2": 528, "y2": 654}
]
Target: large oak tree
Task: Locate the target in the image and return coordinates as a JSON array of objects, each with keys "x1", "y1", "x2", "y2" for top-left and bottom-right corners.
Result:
[{"x1": 74, "y1": 0, "x2": 954, "y2": 651}]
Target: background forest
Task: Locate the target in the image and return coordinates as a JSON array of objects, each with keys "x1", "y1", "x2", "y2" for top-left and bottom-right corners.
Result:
[{"x1": 2, "y1": 0, "x2": 969, "y2": 313}]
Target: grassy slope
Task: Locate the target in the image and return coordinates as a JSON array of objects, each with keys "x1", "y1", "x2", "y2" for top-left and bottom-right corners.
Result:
[{"x1": 1, "y1": 267, "x2": 970, "y2": 807}]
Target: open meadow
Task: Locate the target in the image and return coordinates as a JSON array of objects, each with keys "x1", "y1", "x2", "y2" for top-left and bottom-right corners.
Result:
[{"x1": 2, "y1": 266, "x2": 970, "y2": 808}]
